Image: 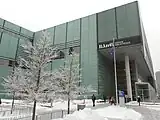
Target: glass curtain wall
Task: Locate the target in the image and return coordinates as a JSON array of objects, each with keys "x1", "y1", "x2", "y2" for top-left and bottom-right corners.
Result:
[
  {"x1": 34, "y1": 15, "x2": 98, "y2": 94},
  {"x1": 0, "y1": 19, "x2": 34, "y2": 98}
]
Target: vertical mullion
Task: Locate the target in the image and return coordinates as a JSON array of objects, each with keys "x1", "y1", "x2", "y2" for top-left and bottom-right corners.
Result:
[
  {"x1": 115, "y1": 7, "x2": 119, "y2": 40},
  {"x1": 96, "y1": 13, "x2": 100, "y2": 94},
  {"x1": 51, "y1": 27, "x2": 56, "y2": 70},
  {"x1": 0, "y1": 20, "x2": 5, "y2": 44},
  {"x1": 15, "y1": 27, "x2": 22, "y2": 61},
  {"x1": 53, "y1": 26, "x2": 56, "y2": 45},
  {"x1": 64, "y1": 22, "x2": 68, "y2": 67},
  {"x1": 79, "y1": 18, "x2": 82, "y2": 86}
]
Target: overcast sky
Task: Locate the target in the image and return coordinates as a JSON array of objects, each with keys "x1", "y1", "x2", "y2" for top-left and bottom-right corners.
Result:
[{"x1": 0, "y1": 0, "x2": 159, "y2": 73}]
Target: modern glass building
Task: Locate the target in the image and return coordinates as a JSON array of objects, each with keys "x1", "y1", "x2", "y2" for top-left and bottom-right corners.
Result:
[{"x1": 0, "y1": 1, "x2": 156, "y2": 100}]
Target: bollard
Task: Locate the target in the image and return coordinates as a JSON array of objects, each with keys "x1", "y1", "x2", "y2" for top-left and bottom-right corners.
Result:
[
  {"x1": 36, "y1": 115, "x2": 38, "y2": 120},
  {"x1": 50, "y1": 112, "x2": 53, "y2": 119},
  {"x1": 61, "y1": 110, "x2": 64, "y2": 118}
]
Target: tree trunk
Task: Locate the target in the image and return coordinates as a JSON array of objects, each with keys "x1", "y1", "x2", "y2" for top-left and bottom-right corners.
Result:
[
  {"x1": 83, "y1": 99, "x2": 85, "y2": 104},
  {"x1": 11, "y1": 92, "x2": 15, "y2": 114},
  {"x1": 67, "y1": 54, "x2": 73, "y2": 114},
  {"x1": 32, "y1": 68, "x2": 41, "y2": 120},
  {"x1": 50, "y1": 99, "x2": 53, "y2": 108},
  {"x1": 67, "y1": 96, "x2": 70, "y2": 114},
  {"x1": 32, "y1": 100, "x2": 37, "y2": 120}
]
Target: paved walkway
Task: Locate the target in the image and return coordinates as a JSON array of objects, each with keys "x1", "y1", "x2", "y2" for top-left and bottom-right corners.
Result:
[
  {"x1": 88, "y1": 103, "x2": 160, "y2": 120},
  {"x1": 86, "y1": 102, "x2": 110, "y2": 110},
  {"x1": 126, "y1": 105, "x2": 160, "y2": 120}
]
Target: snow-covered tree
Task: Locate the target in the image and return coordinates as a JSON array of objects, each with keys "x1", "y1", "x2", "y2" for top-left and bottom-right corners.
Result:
[
  {"x1": 3, "y1": 31, "x2": 58, "y2": 120},
  {"x1": 53, "y1": 52, "x2": 81, "y2": 114},
  {"x1": 3, "y1": 66, "x2": 24, "y2": 114}
]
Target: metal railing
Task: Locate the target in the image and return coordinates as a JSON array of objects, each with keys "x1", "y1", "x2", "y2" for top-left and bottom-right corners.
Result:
[
  {"x1": 0, "y1": 106, "x2": 32, "y2": 117},
  {"x1": 17, "y1": 110, "x2": 74, "y2": 120},
  {"x1": 0, "y1": 109, "x2": 74, "y2": 120}
]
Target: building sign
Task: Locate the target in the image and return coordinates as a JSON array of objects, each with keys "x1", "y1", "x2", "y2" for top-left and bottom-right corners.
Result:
[
  {"x1": 99, "y1": 40, "x2": 131, "y2": 49},
  {"x1": 98, "y1": 36, "x2": 141, "y2": 49}
]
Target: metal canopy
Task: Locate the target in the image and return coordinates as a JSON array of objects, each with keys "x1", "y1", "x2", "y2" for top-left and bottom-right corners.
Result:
[{"x1": 98, "y1": 44, "x2": 153, "y2": 84}]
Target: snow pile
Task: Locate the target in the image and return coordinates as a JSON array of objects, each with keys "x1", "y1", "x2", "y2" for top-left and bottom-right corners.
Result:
[
  {"x1": 54, "y1": 108, "x2": 107, "y2": 120},
  {"x1": 38, "y1": 99, "x2": 103, "y2": 112},
  {"x1": 95, "y1": 106, "x2": 143, "y2": 120},
  {"x1": 126, "y1": 101, "x2": 139, "y2": 106},
  {"x1": 54, "y1": 106, "x2": 143, "y2": 120}
]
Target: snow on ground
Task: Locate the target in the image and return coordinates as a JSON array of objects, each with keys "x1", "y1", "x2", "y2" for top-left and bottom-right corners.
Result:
[
  {"x1": 1, "y1": 99, "x2": 24, "y2": 105},
  {"x1": 2, "y1": 99, "x2": 155, "y2": 120},
  {"x1": 146, "y1": 106, "x2": 160, "y2": 111},
  {"x1": 95, "y1": 106, "x2": 143, "y2": 120},
  {"x1": 54, "y1": 108, "x2": 106, "y2": 120},
  {"x1": 53, "y1": 106, "x2": 143, "y2": 120},
  {"x1": 126, "y1": 101, "x2": 160, "y2": 111},
  {"x1": 126, "y1": 101, "x2": 160, "y2": 106},
  {"x1": 0, "y1": 99, "x2": 104, "y2": 119},
  {"x1": 1, "y1": 99, "x2": 103, "y2": 113},
  {"x1": 0, "y1": 114, "x2": 29, "y2": 119}
]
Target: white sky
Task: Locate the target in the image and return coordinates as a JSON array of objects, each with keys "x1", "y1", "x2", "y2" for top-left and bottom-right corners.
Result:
[{"x1": 0, "y1": 0, "x2": 159, "y2": 73}]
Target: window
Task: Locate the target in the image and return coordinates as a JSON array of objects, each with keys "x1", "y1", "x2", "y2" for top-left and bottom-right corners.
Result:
[
  {"x1": 0, "y1": 33, "x2": 19, "y2": 58},
  {"x1": 68, "y1": 47, "x2": 80, "y2": 55},
  {"x1": 8, "y1": 60, "x2": 15, "y2": 67},
  {"x1": 54, "y1": 23, "x2": 66, "y2": 44},
  {"x1": 67, "y1": 19, "x2": 80, "y2": 42},
  {"x1": 0, "y1": 59, "x2": 15, "y2": 67},
  {"x1": 59, "y1": 51, "x2": 65, "y2": 59},
  {"x1": 69, "y1": 47, "x2": 74, "y2": 55},
  {"x1": 0, "y1": 59, "x2": 9, "y2": 66},
  {"x1": 54, "y1": 50, "x2": 65, "y2": 60}
]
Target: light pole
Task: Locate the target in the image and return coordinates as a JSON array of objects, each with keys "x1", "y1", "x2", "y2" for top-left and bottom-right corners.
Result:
[{"x1": 113, "y1": 38, "x2": 118, "y2": 105}]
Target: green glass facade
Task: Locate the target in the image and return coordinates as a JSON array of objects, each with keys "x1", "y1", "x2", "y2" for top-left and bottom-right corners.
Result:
[
  {"x1": 0, "y1": 1, "x2": 155, "y2": 99},
  {"x1": 0, "y1": 18, "x2": 34, "y2": 97}
]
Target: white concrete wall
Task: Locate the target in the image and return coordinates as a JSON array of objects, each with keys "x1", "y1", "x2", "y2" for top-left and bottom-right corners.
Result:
[{"x1": 156, "y1": 71, "x2": 160, "y2": 96}]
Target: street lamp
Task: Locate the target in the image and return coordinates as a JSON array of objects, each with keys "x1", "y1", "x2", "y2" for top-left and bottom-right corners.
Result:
[{"x1": 113, "y1": 38, "x2": 118, "y2": 105}]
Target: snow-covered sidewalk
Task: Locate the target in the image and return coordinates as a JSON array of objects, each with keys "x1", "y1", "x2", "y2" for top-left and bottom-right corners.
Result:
[
  {"x1": 0, "y1": 99, "x2": 106, "y2": 119},
  {"x1": 55, "y1": 108, "x2": 106, "y2": 120},
  {"x1": 127, "y1": 105, "x2": 160, "y2": 120},
  {"x1": 126, "y1": 101, "x2": 160, "y2": 111},
  {"x1": 126, "y1": 101, "x2": 160, "y2": 120},
  {"x1": 5, "y1": 99, "x2": 160, "y2": 120},
  {"x1": 95, "y1": 106, "x2": 143, "y2": 120},
  {"x1": 53, "y1": 105, "x2": 143, "y2": 120}
]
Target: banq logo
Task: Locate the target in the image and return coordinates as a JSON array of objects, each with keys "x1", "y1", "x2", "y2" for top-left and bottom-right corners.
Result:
[{"x1": 99, "y1": 40, "x2": 131, "y2": 49}]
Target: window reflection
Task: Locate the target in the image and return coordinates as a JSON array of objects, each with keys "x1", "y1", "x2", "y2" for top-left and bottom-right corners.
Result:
[
  {"x1": 0, "y1": 59, "x2": 15, "y2": 67},
  {"x1": 54, "y1": 49, "x2": 65, "y2": 60},
  {"x1": 68, "y1": 46, "x2": 80, "y2": 55},
  {"x1": 52, "y1": 46, "x2": 80, "y2": 61}
]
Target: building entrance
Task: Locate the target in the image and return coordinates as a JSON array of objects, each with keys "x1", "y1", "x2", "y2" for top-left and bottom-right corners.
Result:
[{"x1": 98, "y1": 48, "x2": 138, "y2": 101}]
